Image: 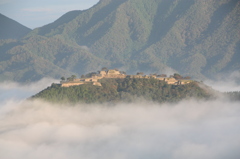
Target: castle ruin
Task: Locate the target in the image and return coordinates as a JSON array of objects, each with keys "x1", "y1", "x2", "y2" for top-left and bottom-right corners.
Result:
[{"x1": 60, "y1": 69, "x2": 192, "y2": 87}]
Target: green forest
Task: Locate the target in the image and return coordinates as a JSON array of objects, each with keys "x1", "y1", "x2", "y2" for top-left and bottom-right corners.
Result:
[{"x1": 32, "y1": 78, "x2": 212, "y2": 104}]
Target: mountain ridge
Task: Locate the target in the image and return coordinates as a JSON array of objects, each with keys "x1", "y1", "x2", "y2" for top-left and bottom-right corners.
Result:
[
  {"x1": 0, "y1": 13, "x2": 31, "y2": 40},
  {"x1": 0, "y1": 0, "x2": 239, "y2": 82}
]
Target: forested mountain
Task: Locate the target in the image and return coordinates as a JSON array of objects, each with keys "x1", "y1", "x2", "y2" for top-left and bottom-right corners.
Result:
[
  {"x1": 32, "y1": 78, "x2": 213, "y2": 103},
  {"x1": 0, "y1": 13, "x2": 31, "y2": 40},
  {"x1": 0, "y1": 0, "x2": 239, "y2": 82}
]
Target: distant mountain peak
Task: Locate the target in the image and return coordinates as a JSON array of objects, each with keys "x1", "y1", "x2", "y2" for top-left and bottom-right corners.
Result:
[{"x1": 0, "y1": 13, "x2": 32, "y2": 40}]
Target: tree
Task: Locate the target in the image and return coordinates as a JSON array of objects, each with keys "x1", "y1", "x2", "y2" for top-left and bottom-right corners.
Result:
[
  {"x1": 66, "y1": 75, "x2": 77, "y2": 81},
  {"x1": 184, "y1": 76, "x2": 191, "y2": 79},
  {"x1": 120, "y1": 71, "x2": 126, "y2": 75},
  {"x1": 85, "y1": 72, "x2": 97, "y2": 78},
  {"x1": 101, "y1": 67, "x2": 108, "y2": 71},
  {"x1": 173, "y1": 73, "x2": 182, "y2": 79},
  {"x1": 61, "y1": 76, "x2": 65, "y2": 81},
  {"x1": 81, "y1": 75, "x2": 85, "y2": 78},
  {"x1": 137, "y1": 72, "x2": 144, "y2": 75},
  {"x1": 71, "y1": 75, "x2": 77, "y2": 80},
  {"x1": 159, "y1": 74, "x2": 167, "y2": 77}
]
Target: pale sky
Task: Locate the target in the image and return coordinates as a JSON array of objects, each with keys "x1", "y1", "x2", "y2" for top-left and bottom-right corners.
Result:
[{"x1": 0, "y1": 0, "x2": 100, "y2": 29}]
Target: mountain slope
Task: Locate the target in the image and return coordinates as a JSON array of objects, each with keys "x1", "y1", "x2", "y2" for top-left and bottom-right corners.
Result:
[
  {"x1": 0, "y1": 35, "x2": 109, "y2": 82},
  {"x1": 32, "y1": 78, "x2": 212, "y2": 103},
  {"x1": 0, "y1": 0, "x2": 239, "y2": 82},
  {"x1": 0, "y1": 13, "x2": 31, "y2": 40}
]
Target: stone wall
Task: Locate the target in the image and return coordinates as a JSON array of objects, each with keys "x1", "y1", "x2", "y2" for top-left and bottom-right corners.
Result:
[
  {"x1": 60, "y1": 71, "x2": 193, "y2": 87},
  {"x1": 104, "y1": 74, "x2": 126, "y2": 78},
  {"x1": 61, "y1": 82, "x2": 84, "y2": 87}
]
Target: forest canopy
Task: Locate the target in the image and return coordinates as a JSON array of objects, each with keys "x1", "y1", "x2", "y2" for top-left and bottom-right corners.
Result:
[{"x1": 32, "y1": 78, "x2": 212, "y2": 104}]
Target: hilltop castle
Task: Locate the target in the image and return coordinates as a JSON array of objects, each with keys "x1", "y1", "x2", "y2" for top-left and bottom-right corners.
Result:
[{"x1": 60, "y1": 69, "x2": 192, "y2": 87}]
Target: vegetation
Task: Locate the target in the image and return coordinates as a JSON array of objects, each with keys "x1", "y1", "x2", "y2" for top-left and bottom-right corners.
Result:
[
  {"x1": 32, "y1": 78, "x2": 212, "y2": 104},
  {"x1": 0, "y1": 0, "x2": 239, "y2": 82},
  {"x1": 225, "y1": 91, "x2": 240, "y2": 101}
]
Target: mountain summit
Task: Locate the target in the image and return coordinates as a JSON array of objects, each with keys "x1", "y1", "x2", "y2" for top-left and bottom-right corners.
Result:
[
  {"x1": 0, "y1": 0, "x2": 239, "y2": 82},
  {"x1": 0, "y1": 13, "x2": 31, "y2": 40}
]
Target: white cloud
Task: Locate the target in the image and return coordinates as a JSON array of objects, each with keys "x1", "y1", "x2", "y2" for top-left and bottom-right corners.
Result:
[
  {"x1": 0, "y1": 80, "x2": 240, "y2": 159},
  {"x1": 0, "y1": 98, "x2": 239, "y2": 159},
  {"x1": 0, "y1": 78, "x2": 57, "y2": 103}
]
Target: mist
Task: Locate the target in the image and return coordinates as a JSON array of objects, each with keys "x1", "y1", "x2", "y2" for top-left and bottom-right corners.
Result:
[
  {"x1": 0, "y1": 80, "x2": 240, "y2": 159},
  {"x1": 0, "y1": 78, "x2": 57, "y2": 103},
  {"x1": 204, "y1": 71, "x2": 240, "y2": 92}
]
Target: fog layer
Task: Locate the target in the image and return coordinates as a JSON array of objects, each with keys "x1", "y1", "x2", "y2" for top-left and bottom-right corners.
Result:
[
  {"x1": 0, "y1": 78, "x2": 57, "y2": 103},
  {"x1": 0, "y1": 79, "x2": 240, "y2": 159},
  {"x1": 0, "y1": 99, "x2": 239, "y2": 159}
]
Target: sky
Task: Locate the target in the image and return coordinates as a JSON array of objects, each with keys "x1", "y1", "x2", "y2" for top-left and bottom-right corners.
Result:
[{"x1": 0, "y1": 0, "x2": 99, "y2": 29}]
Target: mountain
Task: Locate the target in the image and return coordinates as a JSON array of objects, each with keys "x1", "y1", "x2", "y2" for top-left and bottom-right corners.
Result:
[
  {"x1": 226, "y1": 91, "x2": 240, "y2": 101},
  {"x1": 0, "y1": 0, "x2": 239, "y2": 82},
  {"x1": 0, "y1": 13, "x2": 31, "y2": 40},
  {"x1": 31, "y1": 77, "x2": 213, "y2": 104}
]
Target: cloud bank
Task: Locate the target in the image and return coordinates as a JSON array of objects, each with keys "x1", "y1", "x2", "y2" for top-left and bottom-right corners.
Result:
[
  {"x1": 0, "y1": 99, "x2": 239, "y2": 159},
  {"x1": 0, "y1": 79, "x2": 240, "y2": 159},
  {"x1": 0, "y1": 78, "x2": 58, "y2": 106}
]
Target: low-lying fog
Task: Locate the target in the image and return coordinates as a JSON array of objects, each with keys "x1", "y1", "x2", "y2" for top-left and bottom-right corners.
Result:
[{"x1": 0, "y1": 75, "x2": 240, "y2": 159}]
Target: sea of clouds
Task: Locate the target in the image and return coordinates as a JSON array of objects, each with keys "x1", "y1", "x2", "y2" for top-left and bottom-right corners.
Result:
[{"x1": 0, "y1": 74, "x2": 240, "y2": 159}]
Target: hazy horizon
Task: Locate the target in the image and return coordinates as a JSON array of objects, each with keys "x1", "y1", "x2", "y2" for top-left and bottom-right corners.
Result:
[{"x1": 0, "y1": 0, "x2": 99, "y2": 29}]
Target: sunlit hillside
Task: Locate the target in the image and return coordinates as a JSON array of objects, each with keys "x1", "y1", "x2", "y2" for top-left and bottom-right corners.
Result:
[{"x1": 0, "y1": 0, "x2": 239, "y2": 82}]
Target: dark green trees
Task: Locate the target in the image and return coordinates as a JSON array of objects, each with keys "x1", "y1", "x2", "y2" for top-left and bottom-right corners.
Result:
[{"x1": 32, "y1": 78, "x2": 212, "y2": 104}]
